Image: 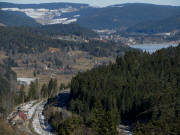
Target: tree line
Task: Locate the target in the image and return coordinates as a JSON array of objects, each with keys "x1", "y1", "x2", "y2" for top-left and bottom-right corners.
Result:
[
  {"x1": 69, "y1": 44, "x2": 180, "y2": 135},
  {"x1": 17, "y1": 78, "x2": 68, "y2": 104},
  {"x1": 0, "y1": 26, "x2": 135, "y2": 57}
]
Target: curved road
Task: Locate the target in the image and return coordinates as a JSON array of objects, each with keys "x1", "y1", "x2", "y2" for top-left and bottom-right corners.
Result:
[
  {"x1": 32, "y1": 101, "x2": 53, "y2": 135},
  {"x1": 8, "y1": 89, "x2": 131, "y2": 135},
  {"x1": 27, "y1": 89, "x2": 131, "y2": 135},
  {"x1": 31, "y1": 89, "x2": 70, "y2": 135}
]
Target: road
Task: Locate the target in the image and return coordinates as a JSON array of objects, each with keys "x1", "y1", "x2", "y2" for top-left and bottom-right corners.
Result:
[
  {"x1": 7, "y1": 99, "x2": 54, "y2": 135},
  {"x1": 31, "y1": 89, "x2": 133, "y2": 135},
  {"x1": 31, "y1": 89, "x2": 70, "y2": 135},
  {"x1": 8, "y1": 89, "x2": 132, "y2": 135},
  {"x1": 32, "y1": 101, "x2": 53, "y2": 135}
]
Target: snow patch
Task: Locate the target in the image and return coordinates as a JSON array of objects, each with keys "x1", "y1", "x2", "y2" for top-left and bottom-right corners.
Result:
[
  {"x1": 17, "y1": 78, "x2": 35, "y2": 85},
  {"x1": 1, "y1": 7, "x2": 78, "y2": 25},
  {"x1": 73, "y1": 15, "x2": 80, "y2": 18},
  {"x1": 110, "y1": 5, "x2": 124, "y2": 8},
  {"x1": 48, "y1": 18, "x2": 68, "y2": 24},
  {"x1": 63, "y1": 18, "x2": 77, "y2": 24}
]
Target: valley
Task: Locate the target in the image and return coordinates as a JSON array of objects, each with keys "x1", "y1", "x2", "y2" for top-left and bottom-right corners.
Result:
[
  {"x1": 0, "y1": 1, "x2": 180, "y2": 135},
  {"x1": 1, "y1": 2, "x2": 180, "y2": 45}
]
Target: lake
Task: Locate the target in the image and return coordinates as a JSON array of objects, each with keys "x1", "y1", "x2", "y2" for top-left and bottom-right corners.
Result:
[{"x1": 130, "y1": 43, "x2": 178, "y2": 54}]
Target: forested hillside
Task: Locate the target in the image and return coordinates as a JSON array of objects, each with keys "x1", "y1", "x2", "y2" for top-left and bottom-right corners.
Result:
[
  {"x1": 127, "y1": 14, "x2": 180, "y2": 33},
  {"x1": 75, "y1": 3, "x2": 180, "y2": 29},
  {"x1": 69, "y1": 45, "x2": 180, "y2": 134},
  {"x1": 0, "y1": 26, "x2": 132, "y2": 56},
  {"x1": 0, "y1": 10, "x2": 40, "y2": 26},
  {"x1": 0, "y1": 64, "x2": 17, "y2": 118},
  {"x1": 1, "y1": 2, "x2": 180, "y2": 31},
  {"x1": 36, "y1": 23, "x2": 97, "y2": 38},
  {"x1": 0, "y1": 65, "x2": 16, "y2": 135}
]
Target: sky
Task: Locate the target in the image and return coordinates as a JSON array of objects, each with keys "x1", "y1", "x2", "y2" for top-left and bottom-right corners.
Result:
[{"x1": 0, "y1": 0, "x2": 180, "y2": 7}]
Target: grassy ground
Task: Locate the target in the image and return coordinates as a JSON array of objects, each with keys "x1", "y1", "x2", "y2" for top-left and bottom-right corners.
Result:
[
  {"x1": 0, "y1": 119, "x2": 14, "y2": 135},
  {"x1": 12, "y1": 52, "x2": 114, "y2": 93},
  {"x1": 12, "y1": 68, "x2": 34, "y2": 78}
]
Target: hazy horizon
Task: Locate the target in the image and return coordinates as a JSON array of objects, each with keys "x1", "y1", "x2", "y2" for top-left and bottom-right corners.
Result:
[{"x1": 0, "y1": 0, "x2": 180, "y2": 7}]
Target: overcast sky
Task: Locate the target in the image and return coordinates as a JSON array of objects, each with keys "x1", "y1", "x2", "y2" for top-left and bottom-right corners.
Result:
[{"x1": 1, "y1": 0, "x2": 180, "y2": 7}]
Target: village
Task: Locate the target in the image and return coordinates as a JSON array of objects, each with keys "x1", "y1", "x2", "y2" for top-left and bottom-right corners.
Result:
[{"x1": 94, "y1": 29, "x2": 180, "y2": 45}]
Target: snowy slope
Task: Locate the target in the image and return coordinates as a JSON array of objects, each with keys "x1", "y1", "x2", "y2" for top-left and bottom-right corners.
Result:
[{"x1": 1, "y1": 7, "x2": 80, "y2": 25}]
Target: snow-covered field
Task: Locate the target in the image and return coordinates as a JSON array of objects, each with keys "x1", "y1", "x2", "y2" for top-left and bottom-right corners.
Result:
[
  {"x1": 17, "y1": 78, "x2": 35, "y2": 85},
  {"x1": 1, "y1": 7, "x2": 80, "y2": 25}
]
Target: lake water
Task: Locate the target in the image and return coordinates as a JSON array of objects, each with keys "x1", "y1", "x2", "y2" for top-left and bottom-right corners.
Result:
[{"x1": 130, "y1": 43, "x2": 178, "y2": 54}]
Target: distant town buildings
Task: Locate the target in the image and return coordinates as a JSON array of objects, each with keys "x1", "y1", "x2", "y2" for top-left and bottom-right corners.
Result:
[{"x1": 93, "y1": 29, "x2": 180, "y2": 45}]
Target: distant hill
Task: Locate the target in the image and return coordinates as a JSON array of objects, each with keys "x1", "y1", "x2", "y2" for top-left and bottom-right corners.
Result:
[
  {"x1": 0, "y1": 2, "x2": 180, "y2": 31},
  {"x1": 36, "y1": 23, "x2": 97, "y2": 38},
  {"x1": 0, "y1": 10, "x2": 40, "y2": 26},
  {"x1": 0, "y1": 2, "x2": 88, "y2": 9},
  {"x1": 75, "y1": 3, "x2": 180, "y2": 29},
  {"x1": 0, "y1": 26, "x2": 134, "y2": 56},
  {"x1": 127, "y1": 14, "x2": 180, "y2": 33},
  {"x1": 0, "y1": 2, "x2": 90, "y2": 25}
]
